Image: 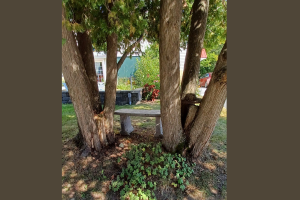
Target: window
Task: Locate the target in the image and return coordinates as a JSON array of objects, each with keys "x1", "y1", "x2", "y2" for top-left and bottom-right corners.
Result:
[{"x1": 95, "y1": 62, "x2": 104, "y2": 82}]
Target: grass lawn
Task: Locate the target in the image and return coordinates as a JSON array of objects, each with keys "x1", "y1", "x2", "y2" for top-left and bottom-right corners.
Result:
[{"x1": 62, "y1": 100, "x2": 227, "y2": 200}]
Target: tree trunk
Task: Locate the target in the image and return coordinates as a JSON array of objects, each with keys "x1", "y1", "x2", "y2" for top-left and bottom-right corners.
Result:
[
  {"x1": 188, "y1": 40, "x2": 227, "y2": 158},
  {"x1": 102, "y1": 33, "x2": 118, "y2": 145},
  {"x1": 62, "y1": 7, "x2": 102, "y2": 152},
  {"x1": 181, "y1": 0, "x2": 209, "y2": 126},
  {"x1": 159, "y1": 0, "x2": 183, "y2": 152},
  {"x1": 77, "y1": 31, "x2": 102, "y2": 113}
]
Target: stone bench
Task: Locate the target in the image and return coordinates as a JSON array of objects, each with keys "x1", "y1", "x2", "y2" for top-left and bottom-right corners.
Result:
[{"x1": 114, "y1": 109, "x2": 163, "y2": 137}]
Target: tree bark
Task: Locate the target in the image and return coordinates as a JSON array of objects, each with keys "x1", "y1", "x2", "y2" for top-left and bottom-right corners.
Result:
[
  {"x1": 159, "y1": 0, "x2": 183, "y2": 152},
  {"x1": 62, "y1": 7, "x2": 102, "y2": 152},
  {"x1": 188, "y1": 40, "x2": 227, "y2": 158},
  {"x1": 77, "y1": 31, "x2": 103, "y2": 113},
  {"x1": 181, "y1": 0, "x2": 209, "y2": 126},
  {"x1": 102, "y1": 33, "x2": 118, "y2": 145}
]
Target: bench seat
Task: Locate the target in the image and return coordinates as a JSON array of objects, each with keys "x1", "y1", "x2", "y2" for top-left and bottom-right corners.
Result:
[{"x1": 114, "y1": 109, "x2": 163, "y2": 137}]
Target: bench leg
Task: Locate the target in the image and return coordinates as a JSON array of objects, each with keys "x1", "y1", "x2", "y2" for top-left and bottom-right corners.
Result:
[
  {"x1": 120, "y1": 115, "x2": 134, "y2": 135},
  {"x1": 155, "y1": 117, "x2": 163, "y2": 137}
]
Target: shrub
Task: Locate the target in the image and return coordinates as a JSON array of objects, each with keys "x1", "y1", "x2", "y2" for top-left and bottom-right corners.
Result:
[
  {"x1": 134, "y1": 42, "x2": 160, "y2": 89},
  {"x1": 109, "y1": 142, "x2": 195, "y2": 200},
  {"x1": 142, "y1": 84, "x2": 160, "y2": 101}
]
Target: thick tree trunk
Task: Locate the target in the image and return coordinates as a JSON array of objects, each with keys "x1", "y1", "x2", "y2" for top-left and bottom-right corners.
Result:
[
  {"x1": 62, "y1": 7, "x2": 101, "y2": 152},
  {"x1": 77, "y1": 31, "x2": 102, "y2": 113},
  {"x1": 181, "y1": 0, "x2": 209, "y2": 126},
  {"x1": 159, "y1": 0, "x2": 183, "y2": 152},
  {"x1": 102, "y1": 33, "x2": 118, "y2": 145},
  {"x1": 188, "y1": 40, "x2": 227, "y2": 158}
]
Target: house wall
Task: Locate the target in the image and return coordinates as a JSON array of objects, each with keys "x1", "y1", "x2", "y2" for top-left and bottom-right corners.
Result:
[{"x1": 117, "y1": 56, "x2": 140, "y2": 78}]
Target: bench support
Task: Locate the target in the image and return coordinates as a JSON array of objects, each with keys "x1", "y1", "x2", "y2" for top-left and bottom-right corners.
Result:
[
  {"x1": 155, "y1": 117, "x2": 163, "y2": 137},
  {"x1": 120, "y1": 115, "x2": 134, "y2": 135}
]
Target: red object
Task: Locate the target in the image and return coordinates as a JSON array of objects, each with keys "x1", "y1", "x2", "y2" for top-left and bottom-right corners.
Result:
[
  {"x1": 143, "y1": 84, "x2": 160, "y2": 101},
  {"x1": 199, "y1": 72, "x2": 212, "y2": 88}
]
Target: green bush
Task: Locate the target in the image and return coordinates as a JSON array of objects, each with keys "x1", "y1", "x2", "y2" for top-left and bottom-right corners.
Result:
[
  {"x1": 110, "y1": 142, "x2": 195, "y2": 200},
  {"x1": 134, "y1": 43, "x2": 160, "y2": 89},
  {"x1": 142, "y1": 84, "x2": 160, "y2": 101}
]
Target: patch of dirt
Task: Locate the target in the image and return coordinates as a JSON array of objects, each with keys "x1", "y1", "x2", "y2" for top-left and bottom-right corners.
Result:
[
  {"x1": 62, "y1": 125, "x2": 227, "y2": 200},
  {"x1": 62, "y1": 128, "x2": 163, "y2": 200}
]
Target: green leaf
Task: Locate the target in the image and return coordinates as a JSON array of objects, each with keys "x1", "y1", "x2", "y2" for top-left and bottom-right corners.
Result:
[
  {"x1": 171, "y1": 182, "x2": 177, "y2": 188},
  {"x1": 180, "y1": 184, "x2": 186, "y2": 191}
]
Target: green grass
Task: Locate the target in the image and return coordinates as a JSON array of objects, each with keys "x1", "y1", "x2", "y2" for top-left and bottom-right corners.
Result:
[
  {"x1": 62, "y1": 104, "x2": 78, "y2": 142},
  {"x1": 62, "y1": 101, "x2": 161, "y2": 143},
  {"x1": 187, "y1": 108, "x2": 227, "y2": 199}
]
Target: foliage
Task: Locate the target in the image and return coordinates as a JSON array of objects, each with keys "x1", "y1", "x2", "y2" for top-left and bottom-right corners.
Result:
[
  {"x1": 142, "y1": 84, "x2": 160, "y2": 101},
  {"x1": 117, "y1": 83, "x2": 133, "y2": 90},
  {"x1": 134, "y1": 43, "x2": 160, "y2": 89},
  {"x1": 109, "y1": 142, "x2": 195, "y2": 200},
  {"x1": 64, "y1": 0, "x2": 148, "y2": 54},
  {"x1": 180, "y1": 0, "x2": 227, "y2": 51},
  {"x1": 204, "y1": 0, "x2": 227, "y2": 52},
  {"x1": 200, "y1": 44, "x2": 223, "y2": 76},
  {"x1": 117, "y1": 78, "x2": 137, "y2": 90}
]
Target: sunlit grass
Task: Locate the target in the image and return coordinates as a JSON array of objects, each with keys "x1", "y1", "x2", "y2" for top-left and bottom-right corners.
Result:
[{"x1": 62, "y1": 104, "x2": 78, "y2": 142}]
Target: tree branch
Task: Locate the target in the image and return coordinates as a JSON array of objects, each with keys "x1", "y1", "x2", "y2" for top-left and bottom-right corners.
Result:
[{"x1": 117, "y1": 33, "x2": 144, "y2": 71}]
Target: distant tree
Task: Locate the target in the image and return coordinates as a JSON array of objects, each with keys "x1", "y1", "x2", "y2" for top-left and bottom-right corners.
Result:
[
  {"x1": 134, "y1": 42, "x2": 160, "y2": 89},
  {"x1": 200, "y1": 44, "x2": 223, "y2": 76}
]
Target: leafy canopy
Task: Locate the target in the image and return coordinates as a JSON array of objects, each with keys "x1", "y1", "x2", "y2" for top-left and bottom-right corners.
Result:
[
  {"x1": 63, "y1": 0, "x2": 149, "y2": 54},
  {"x1": 181, "y1": 0, "x2": 227, "y2": 51},
  {"x1": 200, "y1": 44, "x2": 223, "y2": 76}
]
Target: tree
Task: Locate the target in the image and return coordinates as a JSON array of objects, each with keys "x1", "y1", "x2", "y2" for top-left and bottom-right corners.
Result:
[
  {"x1": 158, "y1": 0, "x2": 227, "y2": 158},
  {"x1": 188, "y1": 40, "x2": 227, "y2": 158},
  {"x1": 181, "y1": 0, "x2": 227, "y2": 158},
  {"x1": 134, "y1": 42, "x2": 160, "y2": 89},
  {"x1": 181, "y1": 0, "x2": 210, "y2": 127},
  {"x1": 159, "y1": 0, "x2": 183, "y2": 153},
  {"x1": 62, "y1": 0, "x2": 147, "y2": 153},
  {"x1": 62, "y1": 7, "x2": 102, "y2": 152},
  {"x1": 62, "y1": 0, "x2": 227, "y2": 158}
]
